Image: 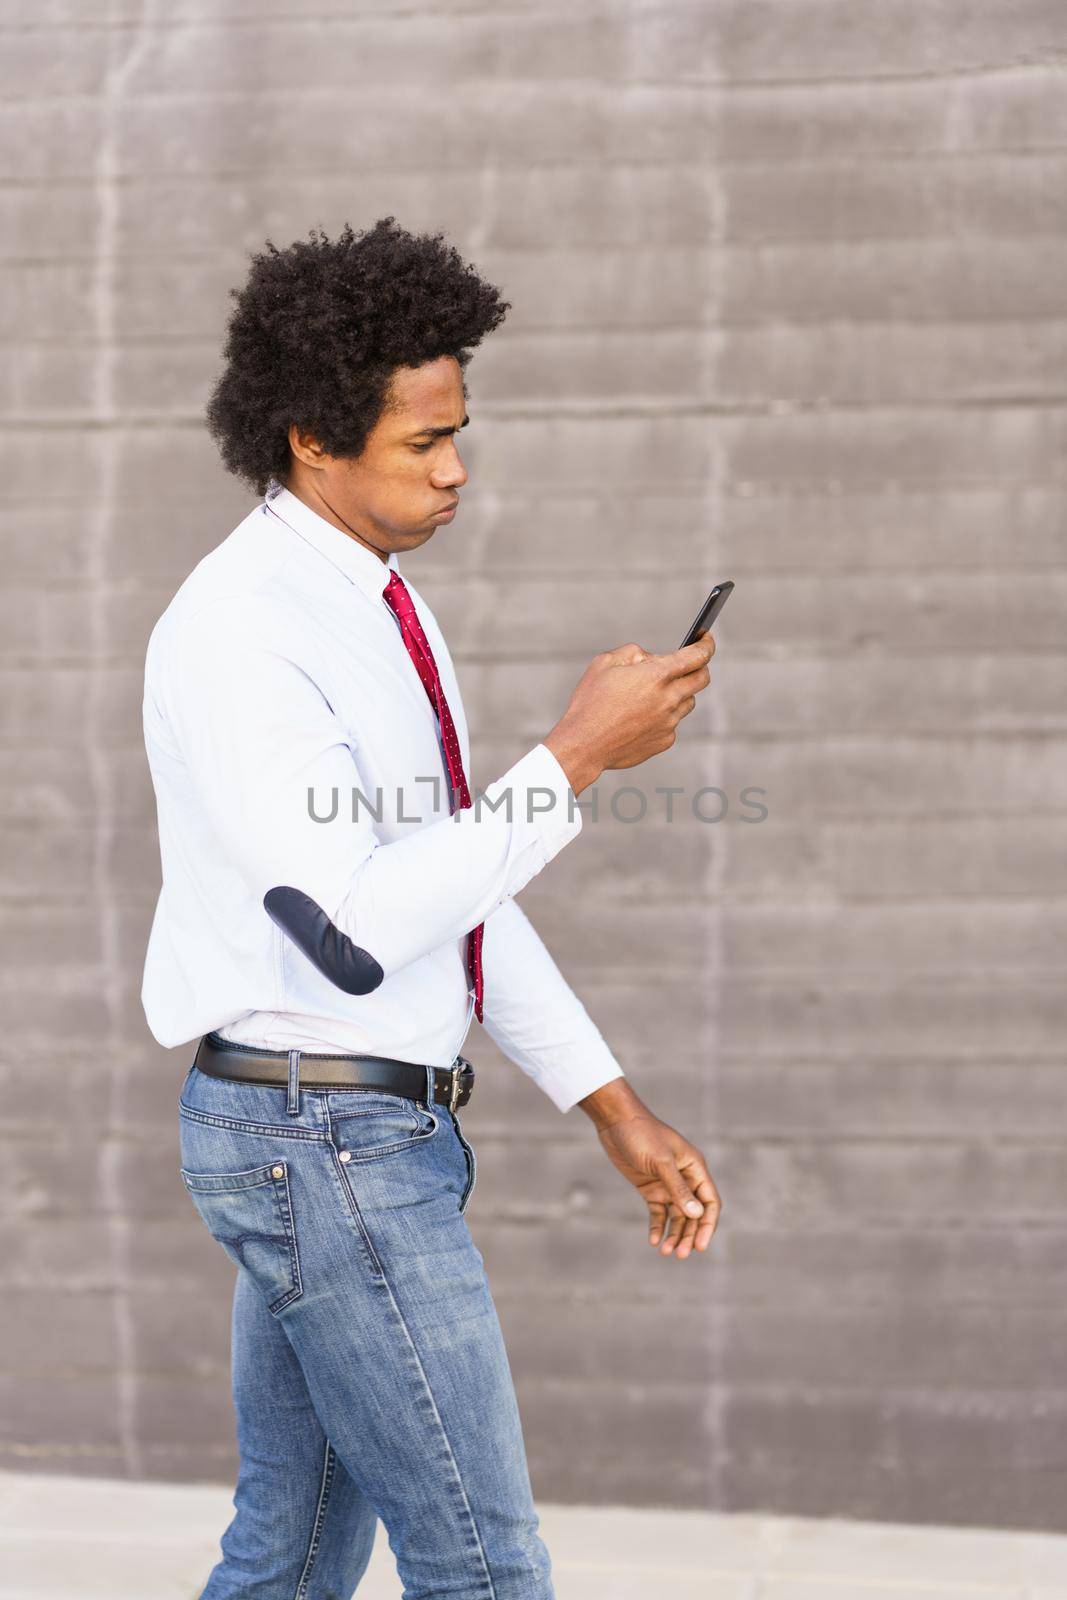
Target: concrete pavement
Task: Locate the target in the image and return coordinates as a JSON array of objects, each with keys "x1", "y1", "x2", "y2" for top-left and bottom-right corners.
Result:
[{"x1": 2, "y1": 1469, "x2": 1067, "y2": 1599}]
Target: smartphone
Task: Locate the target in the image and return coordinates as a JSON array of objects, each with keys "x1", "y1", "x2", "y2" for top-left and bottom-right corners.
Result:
[{"x1": 679, "y1": 580, "x2": 734, "y2": 648}]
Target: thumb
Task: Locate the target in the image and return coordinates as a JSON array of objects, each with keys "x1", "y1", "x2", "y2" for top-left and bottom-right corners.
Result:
[{"x1": 655, "y1": 1157, "x2": 704, "y2": 1219}]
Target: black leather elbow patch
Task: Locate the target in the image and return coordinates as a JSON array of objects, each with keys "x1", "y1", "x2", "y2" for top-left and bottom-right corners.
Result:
[{"x1": 263, "y1": 886, "x2": 385, "y2": 995}]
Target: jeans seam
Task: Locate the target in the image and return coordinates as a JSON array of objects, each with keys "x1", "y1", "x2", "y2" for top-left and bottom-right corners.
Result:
[
  {"x1": 321, "y1": 1108, "x2": 497, "y2": 1596},
  {"x1": 293, "y1": 1438, "x2": 337, "y2": 1600},
  {"x1": 382, "y1": 1279, "x2": 498, "y2": 1597},
  {"x1": 326, "y1": 1141, "x2": 389, "y2": 1281},
  {"x1": 178, "y1": 1103, "x2": 327, "y2": 1140},
  {"x1": 271, "y1": 1162, "x2": 304, "y2": 1314}
]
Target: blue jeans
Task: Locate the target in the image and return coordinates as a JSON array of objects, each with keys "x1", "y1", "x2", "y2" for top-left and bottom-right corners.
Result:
[{"x1": 177, "y1": 1058, "x2": 555, "y2": 1600}]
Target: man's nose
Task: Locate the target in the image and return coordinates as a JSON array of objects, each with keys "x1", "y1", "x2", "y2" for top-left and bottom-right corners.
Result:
[{"x1": 432, "y1": 440, "x2": 468, "y2": 490}]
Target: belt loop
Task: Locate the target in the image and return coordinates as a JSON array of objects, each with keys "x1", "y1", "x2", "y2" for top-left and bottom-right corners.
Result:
[
  {"x1": 287, "y1": 1049, "x2": 301, "y2": 1116},
  {"x1": 424, "y1": 1063, "x2": 435, "y2": 1109}
]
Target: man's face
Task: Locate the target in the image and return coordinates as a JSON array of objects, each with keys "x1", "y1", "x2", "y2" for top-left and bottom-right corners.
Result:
[{"x1": 285, "y1": 355, "x2": 470, "y2": 563}]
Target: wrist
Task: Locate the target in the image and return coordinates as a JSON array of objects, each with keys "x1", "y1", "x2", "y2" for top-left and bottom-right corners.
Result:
[
  {"x1": 577, "y1": 1075, "x2": 647, "y2": 1131},
  {"x1": 542, "y1": 721, "x2": 603, "y2": 798}
]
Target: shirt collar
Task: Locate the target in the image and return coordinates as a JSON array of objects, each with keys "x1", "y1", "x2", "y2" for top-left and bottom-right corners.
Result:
[{"x1": 263, "y1": 481, "x2": 400, "y2": 601}]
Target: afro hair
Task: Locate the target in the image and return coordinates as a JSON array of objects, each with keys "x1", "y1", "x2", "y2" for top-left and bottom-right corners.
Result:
[{"x1": 205, "y1": 216, "x2": 511, "y2": 496}]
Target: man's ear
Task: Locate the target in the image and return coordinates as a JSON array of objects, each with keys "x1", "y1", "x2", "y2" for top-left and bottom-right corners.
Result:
[{"x1": 288, "y1": 422, "x2": 328, "y2": 468}]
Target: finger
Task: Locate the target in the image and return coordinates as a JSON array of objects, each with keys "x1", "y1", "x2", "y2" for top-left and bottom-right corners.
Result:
[
  {"x1": 661, "y1": 1202, "x2": 699, "y2": 1257},
  {"x1": 662, "y1": 1201, "x2": 702, "y2": 1257},
  {"x1": 694, "y1": 1209, "x2": 719, "y2": 1251},
  {"x1": 606, "y1": 642, "x2": 651, "y2": 666},
  {"x1": 673, "y1": 662, "x2": 712, "y2": 700},
  {"x1": 659, "y1": 635, "x2": 715, "y2": 677},
  {"x1": 689, "y1": 1177, "x2": 722, "y2": 1251},
  {"x1": 672, "y1": 1207, "x2": 702, "y2": 1260},
  {"x1": 671, "y1": 1152, "x2": 721, "y2": 1252},
  {"x1": 659, "y1": 1205, "x2": 686, "y2": 1256},
  {"x1": 647, "y1": 1200, "x2": 668, "y2": 1247},
  {"x1": 659, "y1": 1188, "x2": 699, "y2": 1254},
  {"x1": 672, "y1": 1197, "x2": 719, "y2": 1258}
]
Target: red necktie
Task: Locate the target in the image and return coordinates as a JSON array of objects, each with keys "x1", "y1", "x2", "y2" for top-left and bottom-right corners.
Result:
[{"x1": 381, "y1": 569, "x2": 484, "y2": 1022}]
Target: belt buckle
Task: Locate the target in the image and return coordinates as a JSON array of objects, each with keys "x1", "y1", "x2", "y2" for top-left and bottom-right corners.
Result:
[{"x1": 446, "y1": 1055, "x2": 473, "y2": 1113}]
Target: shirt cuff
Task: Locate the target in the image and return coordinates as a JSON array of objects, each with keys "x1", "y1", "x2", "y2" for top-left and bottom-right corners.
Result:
[
  {"x1": 538, "y1": 1052, "x2": 627, "y2": 1115},
  {"x1": 496, "y1": 741, "x2": 583, "y2": 864}
]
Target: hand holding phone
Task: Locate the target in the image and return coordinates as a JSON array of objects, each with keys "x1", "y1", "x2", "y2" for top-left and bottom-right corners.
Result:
[{"x1": 542, "y1": 581, "x2": 730, "y2": 795}]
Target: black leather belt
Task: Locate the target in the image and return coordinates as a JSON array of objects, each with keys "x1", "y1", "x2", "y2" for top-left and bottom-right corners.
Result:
[{"x1": 193, "y1": 1031, "x2": 475, "y2": 1112}]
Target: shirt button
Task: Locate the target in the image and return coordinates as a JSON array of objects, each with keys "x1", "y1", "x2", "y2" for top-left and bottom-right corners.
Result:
[
  {"x1": 271, "y1": 1165, "x2": 284, "y2": 1178},
  {"x1": 339, "y1": 1150, "x2": 351, "y2": 1163}
]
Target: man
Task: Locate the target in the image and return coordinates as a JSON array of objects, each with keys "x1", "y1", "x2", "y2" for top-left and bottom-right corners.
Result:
[{"x1": 141, "y1": 217, "x2": 720, "y2": 1600}]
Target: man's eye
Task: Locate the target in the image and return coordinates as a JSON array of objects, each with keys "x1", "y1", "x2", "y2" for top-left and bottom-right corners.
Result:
[{"x1": 411, "y1": 442, "x2": 434, "y2": 454}]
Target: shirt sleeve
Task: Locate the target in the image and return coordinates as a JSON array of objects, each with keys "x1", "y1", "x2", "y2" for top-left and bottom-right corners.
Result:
[
  {"x1": 164, "y1": 603, "x2": 584, "y2": 992},
  {"x1": 478, "y1": 894, "x2": 627, "y2": 1113}
]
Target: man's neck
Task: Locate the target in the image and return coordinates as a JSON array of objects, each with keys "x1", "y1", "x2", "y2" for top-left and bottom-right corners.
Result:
[{"x1": 282, "y1": 477, "x2": 390, "y2": 566}]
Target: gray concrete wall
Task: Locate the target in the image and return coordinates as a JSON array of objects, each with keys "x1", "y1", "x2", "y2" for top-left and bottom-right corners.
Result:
[{"x1": 3, "y1": 0, "x2": 1066, "y2": 1532}]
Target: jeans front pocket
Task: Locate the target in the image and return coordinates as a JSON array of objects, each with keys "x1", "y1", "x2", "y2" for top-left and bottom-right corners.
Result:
[
  {"x1": 179, "y1": 1159, "x2": 303, "y2": 1315},
  {"x1": 330, "y1": 1091, "x2": 439, "y2": 1162}
]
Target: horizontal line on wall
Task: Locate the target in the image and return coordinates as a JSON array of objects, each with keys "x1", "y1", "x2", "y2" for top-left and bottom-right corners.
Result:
[
  {"x1": 4, "y1": 482, "x2": 1066, "y2": 505},
  {"x1": 1, "y1": 60, "x2": 1064, "y2": 107},
  {"x1": 3, "y1": 250, "x2": 1067, "y2": 280},
  {"x1": 567, "y1": 969, "x2": 1066, "y2": 988},
  {"x1": 700, "y1": 1052, "x2": 1067, "y2": 1066},
  {"x1": 2, "y1": 719, "x2": 1062, "y2": 734},
  {"x1": 144, "y1": 148, "x2": 1067, "y2": 176},
  {"x1": 488, "y1": 1285, "x2": 1067, "y2": 1310},
  {"x1": 2, "y1": 662, "x2": 1067, "y2": 689},
  {"x1": 3, "y1": 219, "x2": 1066, "y2": 256},
  {"x1": 3, "y1": 151, "x2": 1066, "y2": 179},
  {"x1": 2, "y1": 116, "x2": 1059, "y2": 161},
  {"x1": 0, "y1": 14, "x2": 1060, "y2": 91},
  {"x1": 5, "y1": 574, "x2": 1067, "y2": 597},
  {"x1": 420, "y1": 564, "x2": 1067, "y2": 579},
  {"x1": 22, "y1": 1049, "x2": 1065, "y2": 1069},
  {"x1": 5, "y1": 569, "x2": 1060, "y2": 586},
  {"x1": 2, "y1": 725, "x2": 1065, "y2": 745},
  {"x1": 560, "y1": 895, "x2": 1067, "y2": 909},
  {"x1": 10, "y1": 1133, "x2": 1054, "y2": 1183},
  {"x1": 10, "y1": 908, "x2": 1066, "y2": 936},
  {"x1": 4, "y1": 811, "x2": 1063, "y2": 831},
  {"x1": 7, "y1": 826, "x2": 1067, "y2": 853},
  {"x1": 15, "y1": 1046, "x2": 1061, "y2": 1071},
  {"x1": 5, "y1": 311, "x2": 1067, "y2": 336},
  {"x1": 15, "y1": 1281, "x2": 1057, "y2": 1315},
  {"x1": 452, "y1": 1129, "x2": 1067, "y2": 1151},
  {"x1": 445, "y1": 648, "x2": 1067, "y2": 664},
  {"x1": 73, "y1": 573, "x2": 1066, "y2": 595},
  {"x1": 3, "y1": 134, "x2": 1067, "y2": 195},
  {"x1": 433, "y1": 1377, "x2": 1067, "y2": 1408},
  {"x1": 5, "y1": 397, "x2": 1067, "y2": 431},
  {"x1": 4, "y1": 1127, "x2": 1067, "y2": 1158},
  {"x1": 7, "y1": 313, "x2": 1067, "y2": 343},
  {"x1": 3, "y1": 134, "x2": 1067, "y2": 168}
]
